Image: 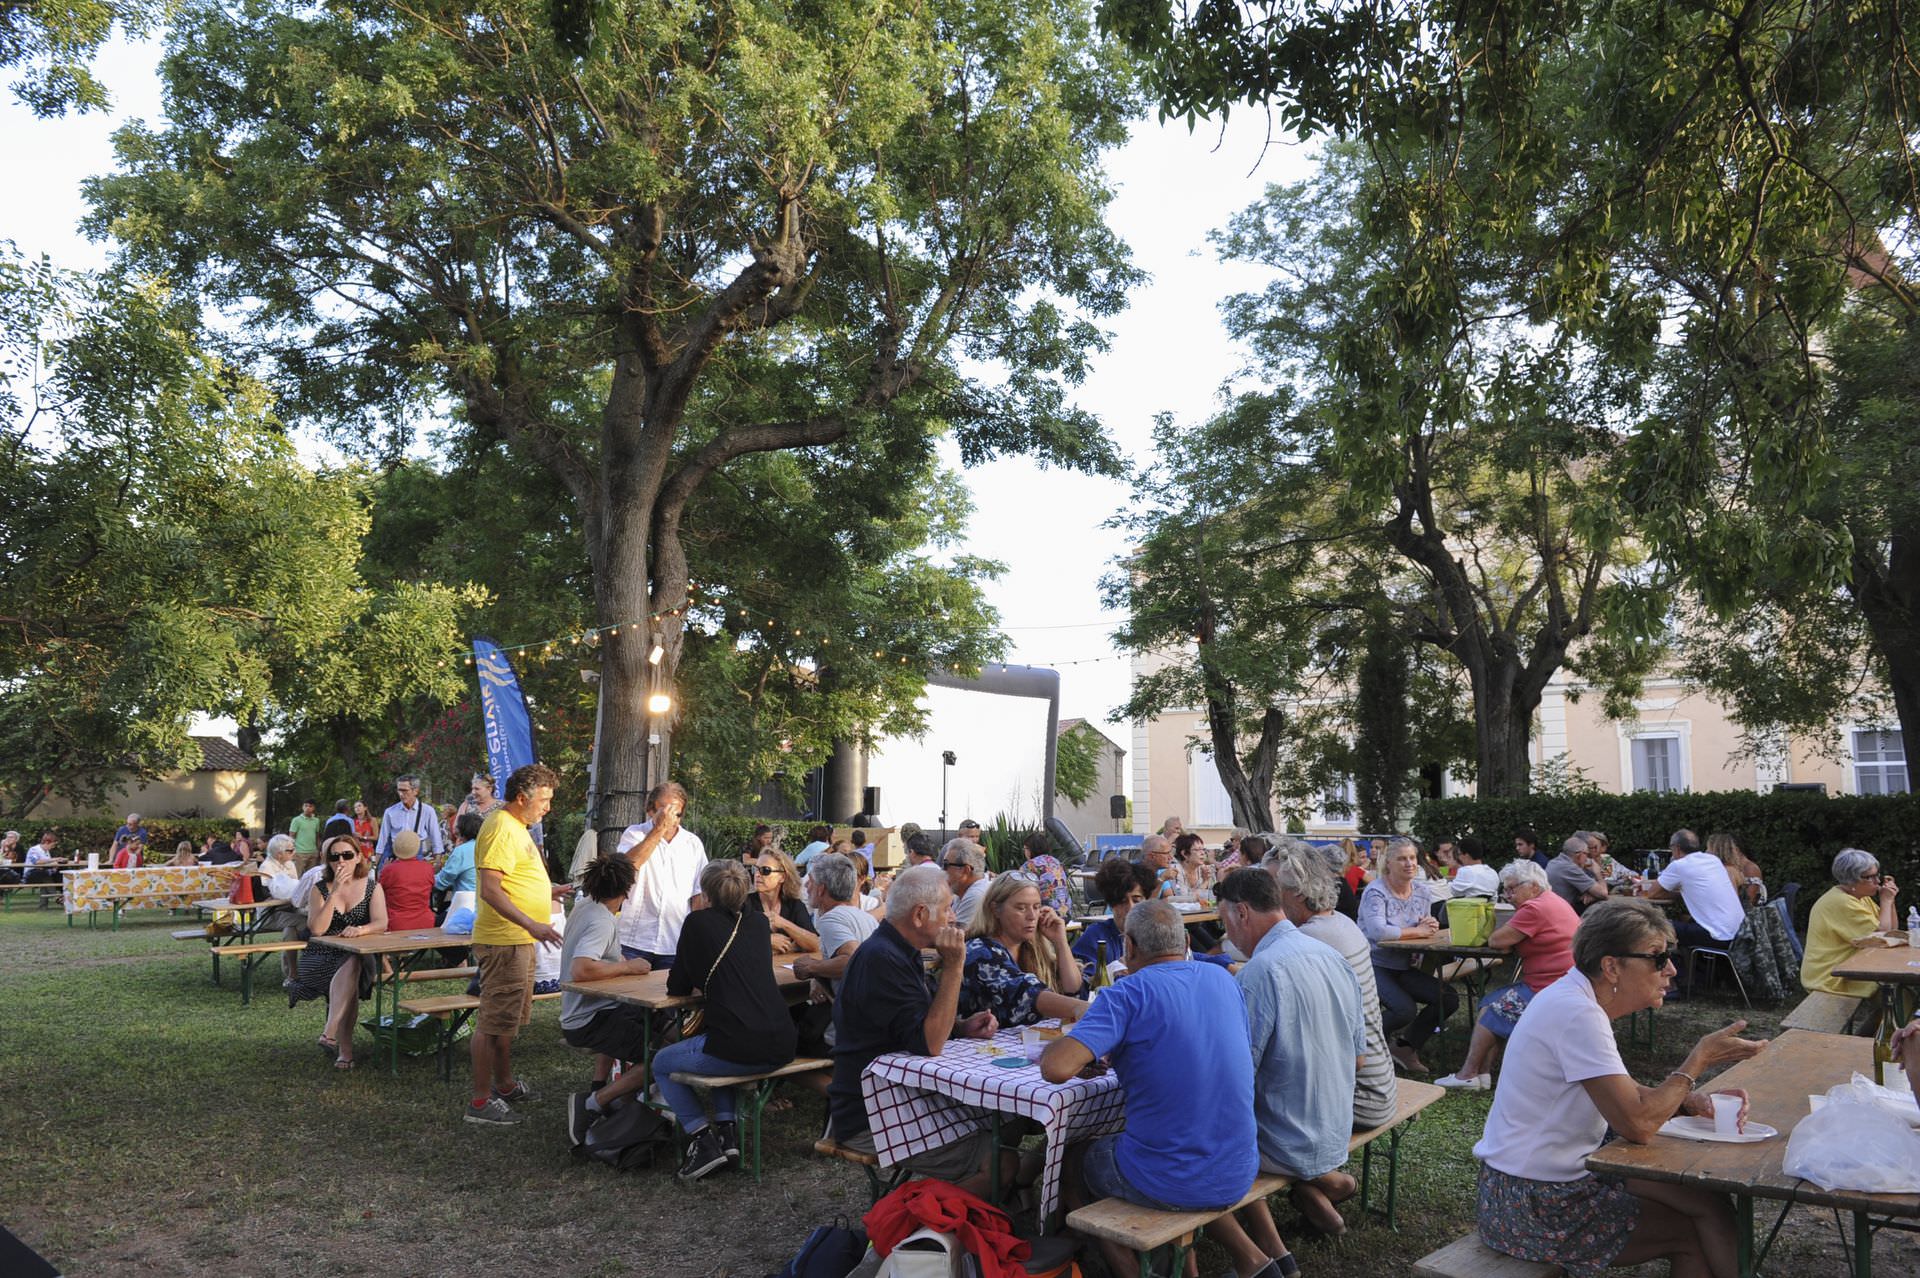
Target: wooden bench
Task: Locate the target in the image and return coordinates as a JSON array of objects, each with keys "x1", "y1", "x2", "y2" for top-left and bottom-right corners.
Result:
[
  {"x1": 1066, "y1": 1078, "x2": 1448, "y2": 1277},
  {"x1": 667, "y1": 1057, "x2": 833, "y2": 1180},
  {"x1": 1781, "y1": 990, "x2": 1864, "y2": 1035},
  {"x1": 207, "y1": 940, "x2": 307, "y2": 1004},
  {"x1": 0, "y1": 881, "x2": 62, "y2": 909},
  {"x1": 815, "y1": 1136, "x2": 910, "y2": 1203},
  {"x1": 399, "y1": 990, "x2": 562, "y2": 1080},
  {"x1": 399, "y1": 965, "x2": 477, "y2": 983},
  {"x1": 1414, "y1": 1234, "x2": 1564, "y2": 1277},
  {"x1": 1069, "y1": 1173, "x2": 1292, "y2": 1278}
]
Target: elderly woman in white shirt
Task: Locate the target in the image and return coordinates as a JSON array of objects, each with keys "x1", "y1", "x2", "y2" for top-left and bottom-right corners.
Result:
[{"x1": 1473, "y1": 898, "x2": 1764, "y2": 1278}]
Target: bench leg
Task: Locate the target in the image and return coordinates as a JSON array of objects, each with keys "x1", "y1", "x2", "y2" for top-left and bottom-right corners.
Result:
[
  {"x1": 1139, "y1": 1236, "x2": 1191, "y2": 1278},
  {"x1": 735, "y1": 1079, "x2": 777, "y2": 1183},
  {"x1": 1384, "y1": 1122, "x2": 1404, "y2": 1230}
]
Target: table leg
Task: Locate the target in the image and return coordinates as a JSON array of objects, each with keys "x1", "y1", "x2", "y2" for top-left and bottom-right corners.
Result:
[
  {"x1": 1735, "y1": 1193, "x2": 1753, "y2": 1278},
  {"x1": 988, "y1": 1111, "x2": 1003, "y2": 1206},
  {"x1": 1853, "y1": 1209, "x2": 1871, "y2": 1278}
]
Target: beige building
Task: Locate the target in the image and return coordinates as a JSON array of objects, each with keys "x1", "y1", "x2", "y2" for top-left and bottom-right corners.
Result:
[
  {"x1": 1054, "y1": 718, "x2": 1129, "y2": 844},
  {"x1": 33, "y1": 736, "x2": 269, "y2": 829},
  {"x1": 1131, "y1": 650, "x2": 1909, "y2": 842}
]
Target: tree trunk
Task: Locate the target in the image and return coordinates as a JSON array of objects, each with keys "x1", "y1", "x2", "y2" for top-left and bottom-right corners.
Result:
[
  {"x1": 1848, "y1": 523, "x2": 1920, "y2": 761},
  {"x1": 1202, "y1": 696, "x2": 1281, "y2": 833}
]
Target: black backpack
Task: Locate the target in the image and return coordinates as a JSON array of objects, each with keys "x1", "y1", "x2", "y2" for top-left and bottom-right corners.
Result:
[
  {"x1": 773, "y1": 1220, "x2": 867, "y2": 1278},
  {"x1": 578, "y1": 1101, "x2": 675, "y2": 1171}
]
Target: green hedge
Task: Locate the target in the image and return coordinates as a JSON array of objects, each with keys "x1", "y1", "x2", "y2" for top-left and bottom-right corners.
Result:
[
  {"x1": 9, "y1": 817, "x2": 251, "y2": 860},
  {"x1": 1412, "y1": 791, "x2": 1920, "y2": 926}
]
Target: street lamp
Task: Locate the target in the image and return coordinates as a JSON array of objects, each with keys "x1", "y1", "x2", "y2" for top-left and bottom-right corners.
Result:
[{"x1": 941, "y1": 750, "x2": 956, "y2": 838}]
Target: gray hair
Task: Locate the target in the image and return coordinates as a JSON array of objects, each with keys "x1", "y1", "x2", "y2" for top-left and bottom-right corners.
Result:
[
  {"x1": 1499, "y1": 859, "x2": 1549, "y2": 892},
  {"x1": 887, "y1": 863, "x2": 950, "y2": 924},
  {"x1": 1669, "y1": 828, "x2": 1699, "y2": 853},
  {"x1": 1572, "y1": 897, "x2": 1674, "y2": 977},
  {"x1": 940, "y1": 839, "x2": 986, "y2": 874},
  {"x1": 1832, "y1": 848, "x2": 1880, "y2": 887},
  {"x1": 1561, "y1": 835, "x2": 1590, "y2": 858},
  {"x1": 1139, "y1": 834, "x2": 1170, "y2": 857},
  {"x1": 1269, "y1": 852, "x2": 1341, "y2": 913},
  {"x1": 700, "y1": 859, "x2": 751, "y2": 913},
  {"x1": 807, "y1": 851, "x2": 859, "y2": 904},
  {"x1": 264, "y1": 833, "x2": 296, "y2": 861},
  {"x1": 125, "y1": 812, "x2": 141, "y2": 823},
  {"x1": 471, "y1": 772, "x2": 494, "y2": 790},
  {"x1": 394, "y1": 773, "x2": 421, "y2": 789},
  {"x1": 1384, "y1": 836, "x2": 1421, "y2": 861},
  {"x1": 1124, "y1": 899, "x2": 1188, "y2": 959}
]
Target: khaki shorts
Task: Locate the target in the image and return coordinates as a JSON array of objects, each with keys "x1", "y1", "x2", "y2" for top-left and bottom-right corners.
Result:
[{"x1": 472, "y1": 943, "x2": 536, "y2": 1037}]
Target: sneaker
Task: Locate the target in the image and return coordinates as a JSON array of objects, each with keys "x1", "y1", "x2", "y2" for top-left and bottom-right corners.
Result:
[
  {"x1": 715, "y1": 1119, "x2": 741, "y2": 1161},
  {"x1": 568, "y1": 1091, "x2": 593, "y2": 1147},
  {"x1": 1435, "y1": 1071, "x2": 1492, "y2": 1091},
  {"x1": 493, "y1": 1078, "x2": 534, "y2": 1104},
  {"x1": 676, "y1": 1125, "x2": 729, "y2": 1182},
  {"x1": 464, "y1": 1096, "x2": 525, "y2": 1126}
]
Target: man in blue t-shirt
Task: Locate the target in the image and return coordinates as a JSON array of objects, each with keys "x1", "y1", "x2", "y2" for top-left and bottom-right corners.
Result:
[{"x1": 1043, "y1": 901, "x2": 1282, "y2": 1278}]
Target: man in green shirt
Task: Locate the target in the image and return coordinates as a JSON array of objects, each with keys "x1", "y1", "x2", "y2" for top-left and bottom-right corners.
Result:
[{"x1": 288, "y1": 800, "x2": 322, "y2": 859}]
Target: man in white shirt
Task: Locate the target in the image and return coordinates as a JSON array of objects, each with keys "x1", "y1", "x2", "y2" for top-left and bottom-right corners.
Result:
[
  {"x1": 375, "y1": 773, "x2": 446, "y2": 869},
  {"x1": 1448, "y1": 836, "x2": 1500, "y2": 900},
  {"x1": 1642, "y1": 828, "x2": 1745, "y2": 950},
  {"x1": 615, "y1": 780, "x2": 708, "y2": 969}
]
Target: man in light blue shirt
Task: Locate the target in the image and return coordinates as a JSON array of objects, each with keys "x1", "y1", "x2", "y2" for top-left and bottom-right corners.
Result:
[
  {"x1": 436, "y1": 812, "x2": 482, "y2": 896},
  {"x1": 1219, "y1": 867, "x2": 1368, "y2": 1246},
  {"x1": 376, "y1": 772, "x2": 446, "y2": 869}
]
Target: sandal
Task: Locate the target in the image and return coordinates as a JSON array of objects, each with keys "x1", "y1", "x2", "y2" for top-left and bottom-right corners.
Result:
[
  {"x1": 317, "y1": 1036, "x2": 337, "y2": 1057},
  {"x1": 334, "y1": 1057, "x2": 356, "y2": 1071}
]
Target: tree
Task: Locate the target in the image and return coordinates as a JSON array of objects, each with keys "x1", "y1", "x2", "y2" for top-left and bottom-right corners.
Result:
[
  {"x1": 0, "y1": 251, "x2": 475, "y2": 817},
  {"x1": 1351, "y1": 616, "x2": 1412, "y2": 831},
  {"x1": 90, "y1": 0, "x2": 1139, "y2": 848},
  {"x1": 1, "y1": 0, "x2": 170, "y2": 114},
  {"x1": 1054, "y1": 722, "x2": 1103, "y2": 806}
]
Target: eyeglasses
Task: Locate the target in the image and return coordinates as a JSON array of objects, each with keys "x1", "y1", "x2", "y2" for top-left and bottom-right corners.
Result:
[
  {"x1": 1860, "y1": 873, "x2": 1883, "y2": 882},
  {"x1": 941, "y1": 860, "x2": 966, "y2": 870},
  {"x1": 748, "y1": 864, "x2": 781, "y2": 876},
  {"x1": 1613, "y1": 948, "x2": 1678, "y2": 967}
]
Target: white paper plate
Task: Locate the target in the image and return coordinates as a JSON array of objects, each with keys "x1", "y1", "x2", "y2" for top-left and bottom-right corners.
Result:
[{"x1": 1657, "y1": 1116, "x2": 1778, "y2": 1143}]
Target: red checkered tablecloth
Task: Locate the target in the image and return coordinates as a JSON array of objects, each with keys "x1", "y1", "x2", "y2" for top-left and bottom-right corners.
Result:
[{"x1": 863, "y1": 1026, "x2": 1125, "y2": 1218}]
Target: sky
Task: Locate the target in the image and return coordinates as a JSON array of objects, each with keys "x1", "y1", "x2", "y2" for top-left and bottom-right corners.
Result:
[{"x1": 0, "y1": 37, "x2": 1316, "y2": 758}]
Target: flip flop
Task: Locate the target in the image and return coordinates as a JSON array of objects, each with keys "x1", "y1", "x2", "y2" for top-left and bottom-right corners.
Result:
[
  {"x1": 334, "y1": 1057, "x2": 356, "y2": 1071},
  {"x1": 317, "y1": 1036, "x2": 337, "y2": 1057}
]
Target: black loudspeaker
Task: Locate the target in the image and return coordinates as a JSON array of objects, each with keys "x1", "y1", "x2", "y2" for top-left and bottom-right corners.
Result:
[
  {"x1": 863, "y1": 786, "x2": 881, "y2": 817},
  {"x1": 1108, "y1": 794, "x2": 1127, "y2": 820}
]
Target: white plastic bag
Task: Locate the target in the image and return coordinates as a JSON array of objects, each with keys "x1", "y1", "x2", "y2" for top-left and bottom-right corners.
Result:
[
  {"x1": 533, "y1": 901, "x2": 567, "y2": 983},
  {"x1": 873, "y1": 1227, "x2": 958, "y2": 1278},
  {"x1": 1783, "y1": 1086, "x2": 1920, "y2": 1193}
]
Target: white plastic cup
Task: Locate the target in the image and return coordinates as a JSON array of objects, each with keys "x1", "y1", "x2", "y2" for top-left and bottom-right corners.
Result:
[
  {"x1": 1021, "y1": 1027, "x2": 1043, "y2": 1060},
  {"x1": 1710, "y1": 1093, "x2": 1742, "y2": 1136},
  {"x1": 86, "y1": 853, "x2": 99, "y2": 870}
]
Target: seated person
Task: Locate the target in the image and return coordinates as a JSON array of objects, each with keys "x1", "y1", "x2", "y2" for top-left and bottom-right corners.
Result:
[
  {"x1": 793, "y1": 851, "x2": 877, "y2": 997},
  {"x1": 1219, "y1": 868, "x2": 1366, "y2": 1254},
  {"x1": 941, "y1": 839, "x2": 990, "y2": 926},
  {"x1": 1137, "y1": 833, "x2": 1180, "y2": 899},
  {"x1": 1072, "y1": 858, "x2": 1155, "y2": 978},
  {"x1": 437, "y1": 812, "x2": 482, "y2": 903},
  {"x1": 1895, "y1": 1014, "x2": 1920, "y2": 1110},
  {"x1": 745, "y1": 845, "x2": 819, "y2": 955},
  {"x1": 1042, "y1": 902, "x2": 1279, "y2": 1278},
  {"x1": 1437, "y1": 859, "x2": 1578, "y2": 1090},
  {"x1": 24, "y1": 832, "x2": 62, "y2": 882},
  {"x1": 379, "y1": 830, "x2": 438, "y2": 931},
  {"x1": 959, "y1": 875, "x2": 1087, "y2": 1027},
  {"x1": 1801, "y1": 847, "x2": 1900, "y2": 999},
  {"x1": 1514, "y1": 827, "x2": 1548, "y2": 870},
  {"x1": 1473, "y1": 898, "x2": 1763, "y2": 1277},
  {"x1": 1448, "y1": 835, "x2": 1498, "y2": 900},
  {"x1": 166, "y1": 840, "x2": 199, "y2": 867},
  {"x1": 1707, "y1": 832, "x2": 1765, "y2": 908},
  {"x1": 253, "y1": 834, "x2": 307, "y2": 982},
  {"x1": 1359, "y1": 837, "x2": 1458, "y2": 1074},
  {"x1": 1018, "y1": 831, "x2": 1070, "y2": 915},
  {"x1": 559, "y1": 856, "x2": 656, "y2": 1141},
  {"x1": 827, "y1": 863, "x2": 1008, "y2": 1197},
  {"x1": 654, "y1": 860, "x2": 799, "y2": 1181},
  {"x1": 0, "y1": 830, "x2": 20, "y2": 884},
  {"x1": 1640, "y1": 829, "x2": 1745, "y2": 959},
  {"x1": 1547, "y1": 834, "x2": 1610, "y2": 913},
  {"x1": 1271, "y1": 850, "x2": 1398, "y2": 1131},
  {"x1": 285, "y1": 835, "x2": 388, "y2": 1069}
]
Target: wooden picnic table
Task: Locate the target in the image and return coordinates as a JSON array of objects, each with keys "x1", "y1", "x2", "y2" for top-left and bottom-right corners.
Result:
[
  {"x1": 311, "y1": 927, "x2": 472, "y2": 1074},
  {"x1": 561, "y1": 955, "x2": 814, "y2": 1081},
  {"x1": 1833, "y1": 943, "x2": 1920, "y2": 1043},
  {"x1": 1587, "y1": 1028, "x2": 1920, "y2": 1276}
]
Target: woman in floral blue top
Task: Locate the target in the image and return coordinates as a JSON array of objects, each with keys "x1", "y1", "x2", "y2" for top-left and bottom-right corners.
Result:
[
  {"x1": 957, "y1": 876, "x2": 1088, "y2": 1027},
  {"x1": 1017, "y1": 831, "x2": 1071, "y2": 916}
]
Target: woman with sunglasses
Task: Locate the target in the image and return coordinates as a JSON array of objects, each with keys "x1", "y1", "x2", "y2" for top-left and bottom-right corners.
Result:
[
  {"x1": 1473, "y1": 898, "x2": 1764, "y2": 1278},
  {"x1": 1801, "y1": 847, "x2": 1900, "y2": 1001},
  {"x1": 744, "y1": 846, "x2": 819, "y2": 955},
  {"x1": 284, "y1": 834, "x2": 388, "y2": 1069}
]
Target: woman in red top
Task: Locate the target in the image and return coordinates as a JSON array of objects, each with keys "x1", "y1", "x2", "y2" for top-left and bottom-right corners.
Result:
[
  {"x1": 1341, "y1": 837, "x2": 1373, "y2": 895},
  {"x1": 351, "y1": 800, "x2": 377, "y2": 854},
  {"x1": 377, "y1": 830, "x2": 437, "y2": 930},
  {"x1": 1435, "y1": 858, "x2": 1579, "y2": 1090}
]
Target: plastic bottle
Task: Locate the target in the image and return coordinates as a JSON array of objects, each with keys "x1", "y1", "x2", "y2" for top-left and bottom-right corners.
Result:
[{"x1": 1907, "y1": 906, "x2": 1919, "y2": 947}]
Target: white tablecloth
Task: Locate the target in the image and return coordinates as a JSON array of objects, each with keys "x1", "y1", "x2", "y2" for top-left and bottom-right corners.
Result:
[{"x1": 863, "y1": 1026, "x2": 1124, "y2": 1218}]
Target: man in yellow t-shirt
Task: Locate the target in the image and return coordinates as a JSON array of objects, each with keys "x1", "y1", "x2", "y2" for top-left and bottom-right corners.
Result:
[
  {"x1": 467, "y1": 762, "x2": 571, "y2": 1127},
  {"x1": 1801, "y1": 847, "x2": 1900, "y2": 999}
]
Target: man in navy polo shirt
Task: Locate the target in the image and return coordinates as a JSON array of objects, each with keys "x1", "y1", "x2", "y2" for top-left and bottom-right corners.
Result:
[{"x1": 828, "y1": 863, "x2": 1004, "y2": 1195}]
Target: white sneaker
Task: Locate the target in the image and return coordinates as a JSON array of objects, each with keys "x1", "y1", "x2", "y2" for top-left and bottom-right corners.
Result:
[{"x1": 1435, "y1": 1072, "x2": 1491, "y2": 1091}]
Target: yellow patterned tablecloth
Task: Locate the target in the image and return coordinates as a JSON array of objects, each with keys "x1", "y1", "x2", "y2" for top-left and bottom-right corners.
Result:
[{"x1": 63, "y1": 866, "x2": 238, "y2": 914}]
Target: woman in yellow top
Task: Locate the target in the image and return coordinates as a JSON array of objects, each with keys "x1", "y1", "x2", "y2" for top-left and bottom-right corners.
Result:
[{"x1": 1801, "y1": 847, "x2": 1900, "y2": 997}]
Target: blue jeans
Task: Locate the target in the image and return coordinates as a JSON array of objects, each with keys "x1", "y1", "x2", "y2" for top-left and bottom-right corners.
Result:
[
  {"x1": 1374, "y1": 964, "x2": 1459, "y2": 1045},
  {"x1": 652, "y1": 1034, "x2": 761, "y2": 1133},
  {"x1": 619, "y1": 945, "x2": 674, "y2": 969}
]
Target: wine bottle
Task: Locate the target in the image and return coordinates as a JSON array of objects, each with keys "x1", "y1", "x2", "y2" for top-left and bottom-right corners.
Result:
[{"x1": 1091, "y1": 940, "x2": 1113, "y2": 998}]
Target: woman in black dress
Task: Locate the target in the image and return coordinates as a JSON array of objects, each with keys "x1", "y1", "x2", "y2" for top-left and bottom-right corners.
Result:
[{"x1": 284, "y1": 834, "x2": 387, "y2": 1069}]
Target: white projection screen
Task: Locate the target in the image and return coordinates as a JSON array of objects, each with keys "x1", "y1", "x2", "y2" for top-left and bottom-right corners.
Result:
[{"x1": 865, "y1": 681, "x2": 1055, "y2": 829}]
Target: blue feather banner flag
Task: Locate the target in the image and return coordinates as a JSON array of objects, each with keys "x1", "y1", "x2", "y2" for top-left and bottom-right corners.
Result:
[{"x1": 472, "y1": 636, "x2": 540, "y2": 843}]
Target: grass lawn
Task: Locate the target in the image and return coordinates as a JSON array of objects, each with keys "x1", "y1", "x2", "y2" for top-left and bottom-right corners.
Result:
[{"x1": 2, "y1": 903, "x2": 1917, "y2": 1276}]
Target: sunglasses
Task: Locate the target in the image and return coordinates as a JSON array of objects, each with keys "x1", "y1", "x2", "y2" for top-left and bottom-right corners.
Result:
[
  {"x1": 748, "y1": 864, "x2": 781, "y2": 876},
  {"x1": 1613, "y1": 948, "x2": 1678, "y2": 967},
  {"x1": 328, "y1": 850, "x2": 360, "y2": 862}
]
